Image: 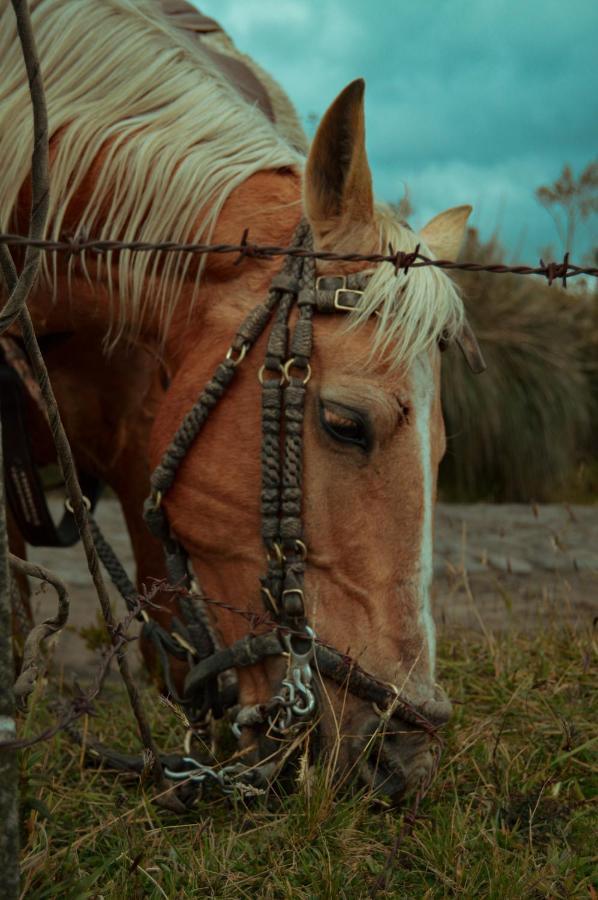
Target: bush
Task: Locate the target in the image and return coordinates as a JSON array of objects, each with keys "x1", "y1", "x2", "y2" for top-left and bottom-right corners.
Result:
[{"x1": 440, "y1": 229, "x2": 597, "y2": 501}]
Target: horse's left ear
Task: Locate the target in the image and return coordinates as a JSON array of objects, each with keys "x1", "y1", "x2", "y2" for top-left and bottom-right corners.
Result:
[
  {"x1": 420, "y1": 205, "x2": 472, "y2": 260},
  {"x1": 304, "y1": 79, "x2": 374, "y2": 238}
]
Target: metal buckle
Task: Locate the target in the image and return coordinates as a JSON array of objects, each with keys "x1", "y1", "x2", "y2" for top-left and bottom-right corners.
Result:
[
  {"x1": 333, "y1": 288, "x2": 365, "y2": 313},
  {"x1": 281, "y1": 587, "x2": 305, "y2": 617},
  {"x1": 315, "y1": 275, "x2": 345, "y2": 291}
]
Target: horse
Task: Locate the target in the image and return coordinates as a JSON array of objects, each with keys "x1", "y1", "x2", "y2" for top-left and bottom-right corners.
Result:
[{"x1": 0, "y1": 0, "x2": 474, "y2": 798}]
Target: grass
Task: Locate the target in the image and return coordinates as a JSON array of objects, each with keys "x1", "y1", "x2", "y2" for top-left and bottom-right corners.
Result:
[{"x1": 17, "y1": 622, "x2": 597, "y2": 899}]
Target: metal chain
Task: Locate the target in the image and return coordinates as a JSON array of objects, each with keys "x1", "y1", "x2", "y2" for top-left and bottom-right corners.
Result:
[
  {"x1": 163, "y1": 757, "x2": 266, "y2": 797},
  {"x1": 267, "y1": 626, "x2": 316, "y2": 734}
]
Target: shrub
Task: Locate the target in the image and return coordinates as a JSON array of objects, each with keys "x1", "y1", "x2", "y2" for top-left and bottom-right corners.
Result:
[{"x1": 440, "y1": 229, "x2": 596, "y2": 501}]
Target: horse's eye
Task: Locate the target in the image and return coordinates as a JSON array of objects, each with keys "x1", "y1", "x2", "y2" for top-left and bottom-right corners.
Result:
[{"x1": 319, "y1": 401, "x2": 370, "y2": 450}]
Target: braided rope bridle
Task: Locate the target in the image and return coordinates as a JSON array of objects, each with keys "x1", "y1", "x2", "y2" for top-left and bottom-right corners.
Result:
[
  {"x1": 144, "y1": 221, "x2": 323, "y2": 743},
  {"x1": 132, "y1": 219, "x2": 470, "y2": 790}
]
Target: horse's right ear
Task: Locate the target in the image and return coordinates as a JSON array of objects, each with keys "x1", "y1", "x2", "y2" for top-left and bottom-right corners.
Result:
[{"x1": 304, "y1": 79, "x2": 374, "y2": 240}]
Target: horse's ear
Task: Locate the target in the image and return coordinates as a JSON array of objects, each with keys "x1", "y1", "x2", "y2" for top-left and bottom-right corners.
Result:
[
  {"x1": 304, "y1": 79, "x2": 374, "y2": 237},
  {"x1": 420, "y1": 205, "x2": 472, "y2": 260}
]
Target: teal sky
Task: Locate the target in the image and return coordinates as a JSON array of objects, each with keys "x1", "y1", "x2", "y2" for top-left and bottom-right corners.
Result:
[{"x1": 198, "y1": 0, "x2": 597, "y2": 262}]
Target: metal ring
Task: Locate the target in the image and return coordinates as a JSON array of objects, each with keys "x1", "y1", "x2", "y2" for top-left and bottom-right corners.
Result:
[
  {"x1": 266, "y1": 542, "x2": 284, "y2": 564},
  {"x1": 261, "y1": 585, "x2": 280, "y2": 616},
  {"x1": 383, "y1": 681, "x2": 401, "y2": 697},
  {"x1": 294, "y1": 539, "x2": 308, "y2": 561},
  {"x1": 65, "y1": 494, "x2": 91, "y2": 514},
  {"x1": 282, "y1": 358, "x2": 311, "y2": 385},
  {"x1": 151, "y1": 490, "x2": 162, "y2": 510},
  {"x1": 225, "y1": 343, "x2": 248, "y2": 367},
  {"x1": 258, "y1": 364, "x2": 284, "y2": 386}
]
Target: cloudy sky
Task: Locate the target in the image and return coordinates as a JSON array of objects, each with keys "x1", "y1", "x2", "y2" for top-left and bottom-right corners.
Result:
[{"x1": 199, "y1": 0, "x2": 597, "y2": 261}]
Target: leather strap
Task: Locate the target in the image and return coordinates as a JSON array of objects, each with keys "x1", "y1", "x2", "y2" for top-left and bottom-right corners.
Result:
[{"x1": 0, "y1": 345, "x2": 102, "y2": 547}]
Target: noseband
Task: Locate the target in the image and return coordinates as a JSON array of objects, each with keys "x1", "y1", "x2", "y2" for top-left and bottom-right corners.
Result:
[{"x1": 141, "y1": 220, "x2": 462, "y2": 786}]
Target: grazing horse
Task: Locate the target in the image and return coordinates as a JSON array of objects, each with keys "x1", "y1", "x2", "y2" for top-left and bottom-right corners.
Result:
[{"x1": 0, "y1": 0, "x2": 473, "y2": 797}]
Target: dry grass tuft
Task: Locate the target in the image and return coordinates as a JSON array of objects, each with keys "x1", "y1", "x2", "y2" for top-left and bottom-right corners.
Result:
[
  {"x1": 441, "y1": 229, "x2": 597, "y2": 501},
  {"x1": 17, "y1": 609, "x2": 597, "y2": 898}
]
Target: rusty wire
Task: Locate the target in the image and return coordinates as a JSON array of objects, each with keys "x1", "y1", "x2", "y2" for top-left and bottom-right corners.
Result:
[
  {"x1": 0, "y1": 232, "x2": 595, "y2": 287},
  {"x1": 1, "y1": 582, "x2": 167, "y2": 753}
]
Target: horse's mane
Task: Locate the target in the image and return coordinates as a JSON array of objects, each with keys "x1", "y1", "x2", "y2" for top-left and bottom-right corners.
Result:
[
  {"x1": 0, "y1": 0, "x2": 463, "y2": 364},
  {"x1": 356, "y1": 207, "x2": 464, "y2": 370},
  {"x1": 0, "y1": 0, "x2": 302, "y2": 338}
]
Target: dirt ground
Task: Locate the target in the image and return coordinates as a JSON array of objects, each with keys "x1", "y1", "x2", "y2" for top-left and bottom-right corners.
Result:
[{"x1": 26, "y1": 498, "x2": 598, "y2": 676}]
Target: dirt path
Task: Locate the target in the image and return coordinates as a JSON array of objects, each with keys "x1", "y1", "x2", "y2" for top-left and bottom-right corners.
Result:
[{"x1": 26, "y1": 499, "x2": 597, "y2": 675}]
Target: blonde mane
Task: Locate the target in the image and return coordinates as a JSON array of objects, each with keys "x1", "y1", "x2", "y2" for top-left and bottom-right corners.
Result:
[
  {"x1": 356, "y1": 206, "x2": 464, "y2": 369},
  {"x1": 0, "y1": 0, "x2": 463, "y2": 364},
  {"x1": 0, "y1": 0, "x2": 302, "y2": 337}
]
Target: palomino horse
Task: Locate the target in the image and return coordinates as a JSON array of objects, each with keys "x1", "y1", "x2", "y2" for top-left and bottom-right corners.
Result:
[{"x1": 1, "y1": 0, "x2": 473, "y2": 797}]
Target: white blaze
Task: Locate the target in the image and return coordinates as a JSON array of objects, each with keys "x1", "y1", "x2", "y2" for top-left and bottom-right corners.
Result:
[{"x1": 412, "y1": 355, "x2": 436, "y2": 675}]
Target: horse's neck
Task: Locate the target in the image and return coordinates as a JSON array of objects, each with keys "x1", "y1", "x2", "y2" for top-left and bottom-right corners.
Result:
[
  {"x1": 28, "y1": 168, "x2": 303, "y2": 371},
  {"x1": 149, "y1": 169, "x2": 303, "y2": 368}
]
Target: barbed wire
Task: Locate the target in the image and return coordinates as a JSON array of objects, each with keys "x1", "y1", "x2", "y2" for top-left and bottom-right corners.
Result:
[
  {"x1": 1, "y1": 582, "x2": 166, "y2": 752},
  {"x1": 1, "y1": 232, "x2": 596, "y2": 287}
]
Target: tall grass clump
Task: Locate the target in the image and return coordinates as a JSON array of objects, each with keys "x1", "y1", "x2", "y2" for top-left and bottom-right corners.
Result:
[
  {"x1": 17, "y1": 621, "x2": 596, "y2": 898},
  {"x1": 440, "y1": 229, "x2": 597, "y2": 501}
]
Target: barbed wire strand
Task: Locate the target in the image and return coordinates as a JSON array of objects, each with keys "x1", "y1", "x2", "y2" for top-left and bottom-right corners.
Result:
[{"x1": 0, "y1": 233, "x2": 595, "y2": 286}]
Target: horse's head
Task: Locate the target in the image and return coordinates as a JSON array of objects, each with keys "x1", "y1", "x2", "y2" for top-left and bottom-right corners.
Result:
[{"x1": 152, "y1": 80, "x2": 471, "y2": 798}]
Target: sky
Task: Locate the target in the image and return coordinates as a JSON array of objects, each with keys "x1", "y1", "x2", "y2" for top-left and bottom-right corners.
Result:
[{"x1": 198, "y1": 0, "x2": 597, "y2": 261}]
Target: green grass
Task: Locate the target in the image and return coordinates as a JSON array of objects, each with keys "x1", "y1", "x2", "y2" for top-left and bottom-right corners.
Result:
[{"x1": 17, "y1": 624, "x2": 597, "y2": 899}]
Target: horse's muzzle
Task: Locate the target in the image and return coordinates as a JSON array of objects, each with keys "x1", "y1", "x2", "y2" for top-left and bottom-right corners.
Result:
[
  {"x1": 354, "y1": 718, "x2": 437, "y2": 799},
  {"x1": 351, "y1": 687, "x2": 452, "y2": 800}
]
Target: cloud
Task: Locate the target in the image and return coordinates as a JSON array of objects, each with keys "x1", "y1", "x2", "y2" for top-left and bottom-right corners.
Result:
[
  {"x1": 196, "y1": 0, "x2": 597, "y2": 258},
  {"x1": 387, "y1": 157, "x2": 561, "y2": 262}
]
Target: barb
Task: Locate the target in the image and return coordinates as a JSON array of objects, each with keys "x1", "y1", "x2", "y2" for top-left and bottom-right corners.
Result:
[
  {"x1": 541, "y1": 251, "x2": 570, "y2": 287},
  {"x1": 0, "y1": 232, "x2": 596, "y2": 284},
  {"x1": 388, "y1": 241, "x2": 420, "y2": 276},
  {"x1": 232, "y1": 227, "x2": 252, "y2": 265}
]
